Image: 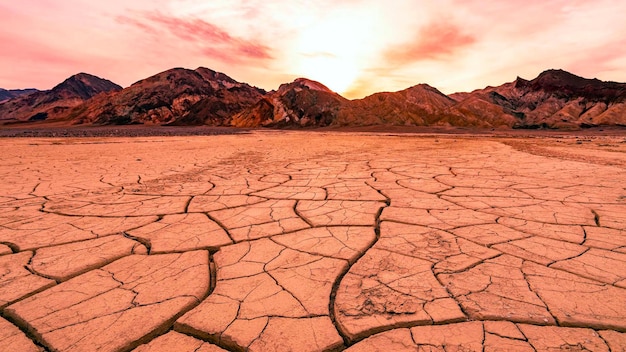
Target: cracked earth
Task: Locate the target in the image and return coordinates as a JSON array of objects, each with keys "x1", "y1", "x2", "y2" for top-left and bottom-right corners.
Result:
[{"x1": 1, "y1": 131, "x2": 625, "y2": 352}]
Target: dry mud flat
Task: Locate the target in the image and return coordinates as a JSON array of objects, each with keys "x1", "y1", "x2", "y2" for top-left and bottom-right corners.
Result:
[{"x1": 0, "y1": 130, "x2": 625, "y2": 352}]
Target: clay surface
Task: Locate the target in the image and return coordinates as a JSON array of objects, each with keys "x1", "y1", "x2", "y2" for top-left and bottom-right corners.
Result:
[{"x1": 0, "y1": 130, "x2": 625, "y2": 351}]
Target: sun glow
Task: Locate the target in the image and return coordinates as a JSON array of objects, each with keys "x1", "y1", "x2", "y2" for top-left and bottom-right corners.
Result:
[
  {"x1": 298, "y1": 55, "x2": 359, "y2": 94},
  {"x1": 293, "y1": 7, "x2": 380, "y2": 95}
]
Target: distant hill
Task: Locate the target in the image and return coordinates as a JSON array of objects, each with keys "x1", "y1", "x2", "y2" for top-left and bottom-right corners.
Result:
[
  {"x1": 0, "y1": 88, "x2": 38, "y2": 103},
  {"x1": 0, "y1": 73, "x2": 121, "y2": 122},
  {"x1": 3, "y1": 68, "x2": 625, "y2": 129}
]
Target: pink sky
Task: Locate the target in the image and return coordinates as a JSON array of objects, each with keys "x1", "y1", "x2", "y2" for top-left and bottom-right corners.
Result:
[{"x1": 2, "y1": 0, "x2": 626, "y2": 98}]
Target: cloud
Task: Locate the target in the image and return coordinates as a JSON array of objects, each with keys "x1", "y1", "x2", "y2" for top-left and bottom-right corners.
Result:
[
  {"x1": 116, "y1": 15, "x2": 156, "y2": 34},
  {"x1": 300, "y1": 52, "x2": 338, "y2": 59},
  {"x1": 385, "y1": 21, "x2": 476, "y2": 65},
  {"x1": 117, "y1": 12, "x2": 273, "y2": 63},
  {"x1": 341, "y1": 65, "x2": 425, "y2": 99}
]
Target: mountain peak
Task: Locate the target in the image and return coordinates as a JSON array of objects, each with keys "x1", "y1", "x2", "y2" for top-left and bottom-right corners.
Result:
[
  {"x1": 289, "y1": 78, "x2": 335, "y2": 93},
  {"x1": 535, "y1": 69, "x2": 586, "y2": 81},
  {"x1": 524, "y1": 69, "x2": 626, "y2": 103},
  {"x1": 52, "y1": 73, "x2": 122, "y2": 99},
  {"x1": 194, "y1": 67, "x2": 238, "y2": 85},
  {"x1": 405, "y1": 83, "x2": 448, "y2": 96},
  {"x1": 0, "y1": 73, "x2": 121, "y2": 122},
  {"x1": 60, "y1": 72, "x2": 119, "y2": 86},
  {"x1": 131, "y1": 67, "x2": 194, "y2": 86},
  {"x1": 73, "y1": 72, "x2": 104, "y2": 80},
  {"x1": 538, "y1": 68, "x2": 571, "y2": 76},
  {"x1": 531, "y1": 69, "x2": 596, "y2": 89},
  {"x1": 513, "y1": 76, "x2": 530, "y2": 88}
]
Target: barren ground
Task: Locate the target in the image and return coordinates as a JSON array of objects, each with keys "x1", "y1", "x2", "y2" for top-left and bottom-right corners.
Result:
[{"x1": 1, "y1": 130, "x2": 625, "y2": 351}]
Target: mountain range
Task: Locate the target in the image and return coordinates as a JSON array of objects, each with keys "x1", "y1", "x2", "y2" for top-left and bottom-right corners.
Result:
[
  {"x1": 1, "y1": 68, "x2": 625, "y2": 129},
  {"x1": 0, "y1": 88, "x2": 39, "y2": 103}
]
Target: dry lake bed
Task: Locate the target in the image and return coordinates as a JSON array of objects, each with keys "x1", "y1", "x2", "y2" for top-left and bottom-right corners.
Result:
[{"x1": 1, "y1": 130, "x2": 626, "y2": 351}]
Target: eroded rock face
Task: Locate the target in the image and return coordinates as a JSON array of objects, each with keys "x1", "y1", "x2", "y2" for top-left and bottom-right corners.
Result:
[
  {"x1": 1, "y1": 132, "x2": 626, "y2": 351},
  {"x1": 451, "y1": 69, "x2": 626, "y2": 129},
  {"x1": 231, "y1": 78, "x2": 347, "y2": 127}
]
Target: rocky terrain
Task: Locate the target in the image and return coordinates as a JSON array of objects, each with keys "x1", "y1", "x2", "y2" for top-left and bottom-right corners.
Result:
[
  {"x1": 231, "y1": 78, "x2": 347, "y2": 127},
  {"x1": 1, "y1": 131, "x2": 625, "y2": 351},
  {"x1": 222, "y1": 70, "x2": 626, "y2": 129},
  {"x1": 335, "y1": 70, "x2": 626, "y2": 129},
  {"x1": 69, "y1": 67, "x2": 265, "y2": 125},
  {"x1": 1, "y1": 68, "x2": 625, "y2": 129},
  {"x1": 0, "y1": 74, "x2": 121, "y2": 122},
  {"x1": 336, "y1": 84, "x2": 461, "y2": 126},
  {"x1": 453, "y1": 69, "x2": 626, "y2": 129}
]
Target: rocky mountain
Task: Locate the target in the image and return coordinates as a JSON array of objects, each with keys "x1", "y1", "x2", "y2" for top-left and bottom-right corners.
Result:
[
  {"x1": 2, "y1": 67, "x2": 625, "y2": 129},
  {"x1": 232, "y1": 69, "x2": 626, "y2": 129},
  {"x1": 444, "y1": 83, "x2": 521, "y2": 128},
  {"x1": 0, "y1": 74, "x2": 121, "y2": 122},
  {"x1": 231, "y1": 78, "x2": 347, "y2": 127},
  {"x1": 70, "y1": 67, "x2": 265, "y2": 125},
  {"x1": 335, "y1": 84, "x2": 460, "y2": 126},
  {"x1": 454, "y1": 69, "x2": 626, "y2": 128},
  {"x1": 0, "y1": 88, "x2": 38, "y2": 103}
]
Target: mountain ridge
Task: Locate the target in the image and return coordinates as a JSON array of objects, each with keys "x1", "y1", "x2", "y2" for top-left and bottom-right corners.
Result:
[
  {"x1": 1, "y1": 68, "x2": 625, "y2": 129},
  {"x1": 0, "y1": 73, "x2": 121, "y2": 122},
  {"x1": 68, "y1": 67, "x2": 266, "y2": 125},
  {"x1": 0, "y1": 88, "x2": 39, "y2": 103}
]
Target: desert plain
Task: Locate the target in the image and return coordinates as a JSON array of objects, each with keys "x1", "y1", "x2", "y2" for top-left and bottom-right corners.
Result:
[{"x1": 1, "y1": 128, "x2": 626, "y2": 352}]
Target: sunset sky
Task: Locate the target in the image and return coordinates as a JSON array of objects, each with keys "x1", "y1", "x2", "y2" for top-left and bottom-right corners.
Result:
[{"x1": 2, "y1": 0, "x2": 626, "y2": 98}]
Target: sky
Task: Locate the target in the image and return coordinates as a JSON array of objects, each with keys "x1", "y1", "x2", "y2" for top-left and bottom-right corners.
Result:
[{"x1": 2, "y1": 0, "x2": 626, "y2": 99}]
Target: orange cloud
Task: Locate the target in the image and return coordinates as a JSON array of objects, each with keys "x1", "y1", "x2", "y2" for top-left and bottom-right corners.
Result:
[
  {"x1": 385, "y1": 21, "x2": 476, "y2": 64},
  {"x1": 117, "y1": 12, "x2": 273, "y2": 63}
]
